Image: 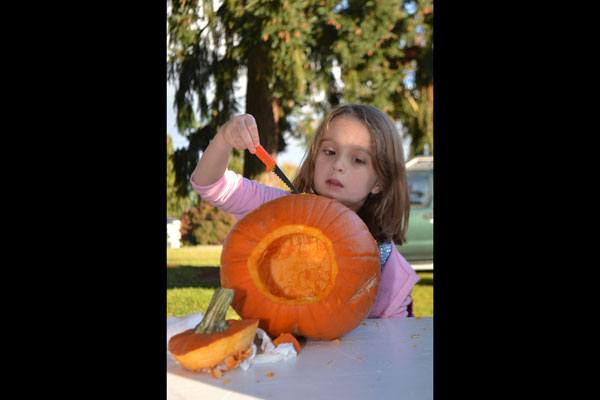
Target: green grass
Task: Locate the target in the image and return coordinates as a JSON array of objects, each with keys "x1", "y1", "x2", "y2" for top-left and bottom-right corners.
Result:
[
  {"x1": 167, "y1": 245, "x2": 239, "y2": 319},
  {"x1": 167, "y1": 245, "x2": 223, "y2": 267},
  {"x1": 167, "y1": 245, "x2": 433, "y2": 318},
  {"x1": 412, "y1": 272, "x2": 433, "y2": 317},
  {"x1": 167, "y1": 287, "x2": 241, "y2": 319}
]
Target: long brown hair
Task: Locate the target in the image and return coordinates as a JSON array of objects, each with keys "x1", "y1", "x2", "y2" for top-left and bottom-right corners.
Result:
[{"x1": 293, "y1": 104, "x2": 411, "y2": 244}]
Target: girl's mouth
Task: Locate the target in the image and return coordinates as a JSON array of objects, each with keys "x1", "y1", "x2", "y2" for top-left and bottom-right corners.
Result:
[{"x1": 325, "y1": 178, "x2": 344, "y2": 188}]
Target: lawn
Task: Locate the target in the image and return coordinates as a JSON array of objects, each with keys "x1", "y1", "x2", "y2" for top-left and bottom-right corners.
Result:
[{"x1": 167, "y1": 245, "x2": 433, "y2": 319}]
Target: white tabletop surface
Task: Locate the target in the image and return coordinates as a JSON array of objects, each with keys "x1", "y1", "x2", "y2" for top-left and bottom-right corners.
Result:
[{"x1": 167, "y1": 316, "x2": 433, "y2": 400}]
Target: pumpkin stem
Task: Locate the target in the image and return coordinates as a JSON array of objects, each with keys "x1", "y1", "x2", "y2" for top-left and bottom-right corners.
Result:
[{"x1": 194, "y1": 288, "x2": 234, "y2": 334}]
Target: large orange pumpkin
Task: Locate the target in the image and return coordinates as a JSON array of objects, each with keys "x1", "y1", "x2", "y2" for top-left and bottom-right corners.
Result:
[{"x1": 220, "y1": 193, "x2": 380, "y2": 340}]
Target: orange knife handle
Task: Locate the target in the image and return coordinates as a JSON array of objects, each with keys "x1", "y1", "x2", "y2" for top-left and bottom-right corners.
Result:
[{"x1": 254, "y1": 144, "x2": 275, "y2": 172}]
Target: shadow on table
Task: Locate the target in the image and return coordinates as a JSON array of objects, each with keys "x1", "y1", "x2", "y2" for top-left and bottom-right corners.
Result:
[{"x1": 167, "y1": 266, "x2": 221, "y2": 289}]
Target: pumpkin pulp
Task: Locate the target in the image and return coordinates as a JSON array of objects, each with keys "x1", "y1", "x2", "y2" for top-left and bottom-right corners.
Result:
[{"x1": 247, "y1": 225, "x2": 338, "y2": 305}]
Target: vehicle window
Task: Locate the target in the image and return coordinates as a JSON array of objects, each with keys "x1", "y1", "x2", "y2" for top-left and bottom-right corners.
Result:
[{"x1": 408, "y1": 173, "x2": 432, "y2": 206}]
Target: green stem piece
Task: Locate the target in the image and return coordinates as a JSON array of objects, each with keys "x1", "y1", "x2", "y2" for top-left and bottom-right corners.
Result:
[{"x1": 194, "y1": 288, "x2": 234, "y2": 334}]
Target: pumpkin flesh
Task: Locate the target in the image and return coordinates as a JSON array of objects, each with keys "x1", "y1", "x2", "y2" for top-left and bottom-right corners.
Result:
[
  {"x1": 168, "y1": 319, "x2": 258, "y2": 371},
  {"x1": 249, "y1": 225, "x2": 338, "y2": 304}
]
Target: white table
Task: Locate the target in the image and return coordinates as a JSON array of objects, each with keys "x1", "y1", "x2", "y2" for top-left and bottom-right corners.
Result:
[{"x1": 167, "y1": 316, "x2": 433, "y2": 400}]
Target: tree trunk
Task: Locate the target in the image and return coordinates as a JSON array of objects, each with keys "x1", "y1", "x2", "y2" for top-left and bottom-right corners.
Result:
[
  {"x1": 425, "y1": 83, "x2": 433, "y2": 154},
  {"x1": 244, "y1": 44, "x2": 280, "y2": 178},
  {"x1": 410, "y1": 83, "x2": 434, "y2": 158}
]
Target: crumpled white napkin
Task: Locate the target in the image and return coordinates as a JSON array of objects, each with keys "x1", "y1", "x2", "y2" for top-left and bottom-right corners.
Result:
[
  {"x1": 239, "y1": 327, "x2": 297, "y2": 370},
  {"x1": 167, "y1": 313, "x2": 297, "y2": 371}
]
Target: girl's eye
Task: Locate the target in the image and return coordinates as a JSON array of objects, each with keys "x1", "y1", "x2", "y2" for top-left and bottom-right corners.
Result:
[
  {"x1": 354, "y1": 158, "x2": 366, "y2": 164},
  {"x1": 323, "y1": 149, "x2": 335, "y2": 156}
]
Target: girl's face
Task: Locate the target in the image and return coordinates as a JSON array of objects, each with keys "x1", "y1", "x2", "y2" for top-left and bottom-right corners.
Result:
[{"x1": 313, "y1": 116, "x2": 381, "y2": 211}]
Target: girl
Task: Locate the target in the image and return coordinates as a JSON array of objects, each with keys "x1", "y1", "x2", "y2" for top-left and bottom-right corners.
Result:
[{"x1": 191, "y1": 104, "x2": 419, "y2": 318}]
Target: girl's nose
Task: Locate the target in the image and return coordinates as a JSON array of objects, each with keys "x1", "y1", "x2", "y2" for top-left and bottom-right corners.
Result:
[{"x1": 332, "y1": 156, "x2": 344, "y2": 172}]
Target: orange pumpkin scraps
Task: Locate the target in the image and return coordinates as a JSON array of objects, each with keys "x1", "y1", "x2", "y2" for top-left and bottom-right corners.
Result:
[
  {"x1": 168, "y1": 288, "x2": 258, "y2": 375},
  {"x1": 273, "y1": 332, "x2": 301, "y2": 353},
  {"x1": 221, "y1": 194, "x2": 380, "y2": 340}
]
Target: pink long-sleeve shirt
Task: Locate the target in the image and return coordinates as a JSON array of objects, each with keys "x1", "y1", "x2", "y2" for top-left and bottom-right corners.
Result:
[{"x1": 191, "y1": 170, "x2": 420, "y2": 318}]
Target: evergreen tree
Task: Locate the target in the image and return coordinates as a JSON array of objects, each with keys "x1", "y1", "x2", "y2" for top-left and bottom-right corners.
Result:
[
  {"x1": 167, "y1": 134, "x2": 196, "y2": 218},
  {"x1": 321, "y1": 0, "x2": 433, "y2": 158},
  {"x1": 167, "y1": 0, "x2": 433, "y2": 195}
]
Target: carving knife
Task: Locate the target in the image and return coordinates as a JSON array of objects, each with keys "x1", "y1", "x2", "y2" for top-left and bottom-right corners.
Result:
[{"x1": 254, "y1": 144, "x2": 300, "y2": 194}]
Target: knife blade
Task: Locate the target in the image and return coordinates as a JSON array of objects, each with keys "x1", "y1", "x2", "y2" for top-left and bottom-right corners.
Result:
[{"x1": 254, "y1": 144, "x2": 300, "y2": 194}]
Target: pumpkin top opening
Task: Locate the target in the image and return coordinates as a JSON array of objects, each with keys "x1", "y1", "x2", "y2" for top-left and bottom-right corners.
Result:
[{"x1": 248, "y1": 225, "x2": 338, "y2": 304}]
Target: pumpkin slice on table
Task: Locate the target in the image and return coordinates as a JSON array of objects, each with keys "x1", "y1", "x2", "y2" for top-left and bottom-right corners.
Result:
[
  {"x1": 168, "y1": 288, "x2": 258, "y2": 377},
  {"x1": 220, "y1": 194, "x2": 381, "y2": 341}
]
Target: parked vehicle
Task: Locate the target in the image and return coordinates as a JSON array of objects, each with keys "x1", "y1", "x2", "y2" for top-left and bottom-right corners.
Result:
[{"x1": 398, "y1": 156, "x2": 433, "y2": 268}]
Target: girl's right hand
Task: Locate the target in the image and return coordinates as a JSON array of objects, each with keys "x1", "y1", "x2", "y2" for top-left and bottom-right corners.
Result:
[{"x1": 216, "y1": 114, "x2": 260, "y2": 154}]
